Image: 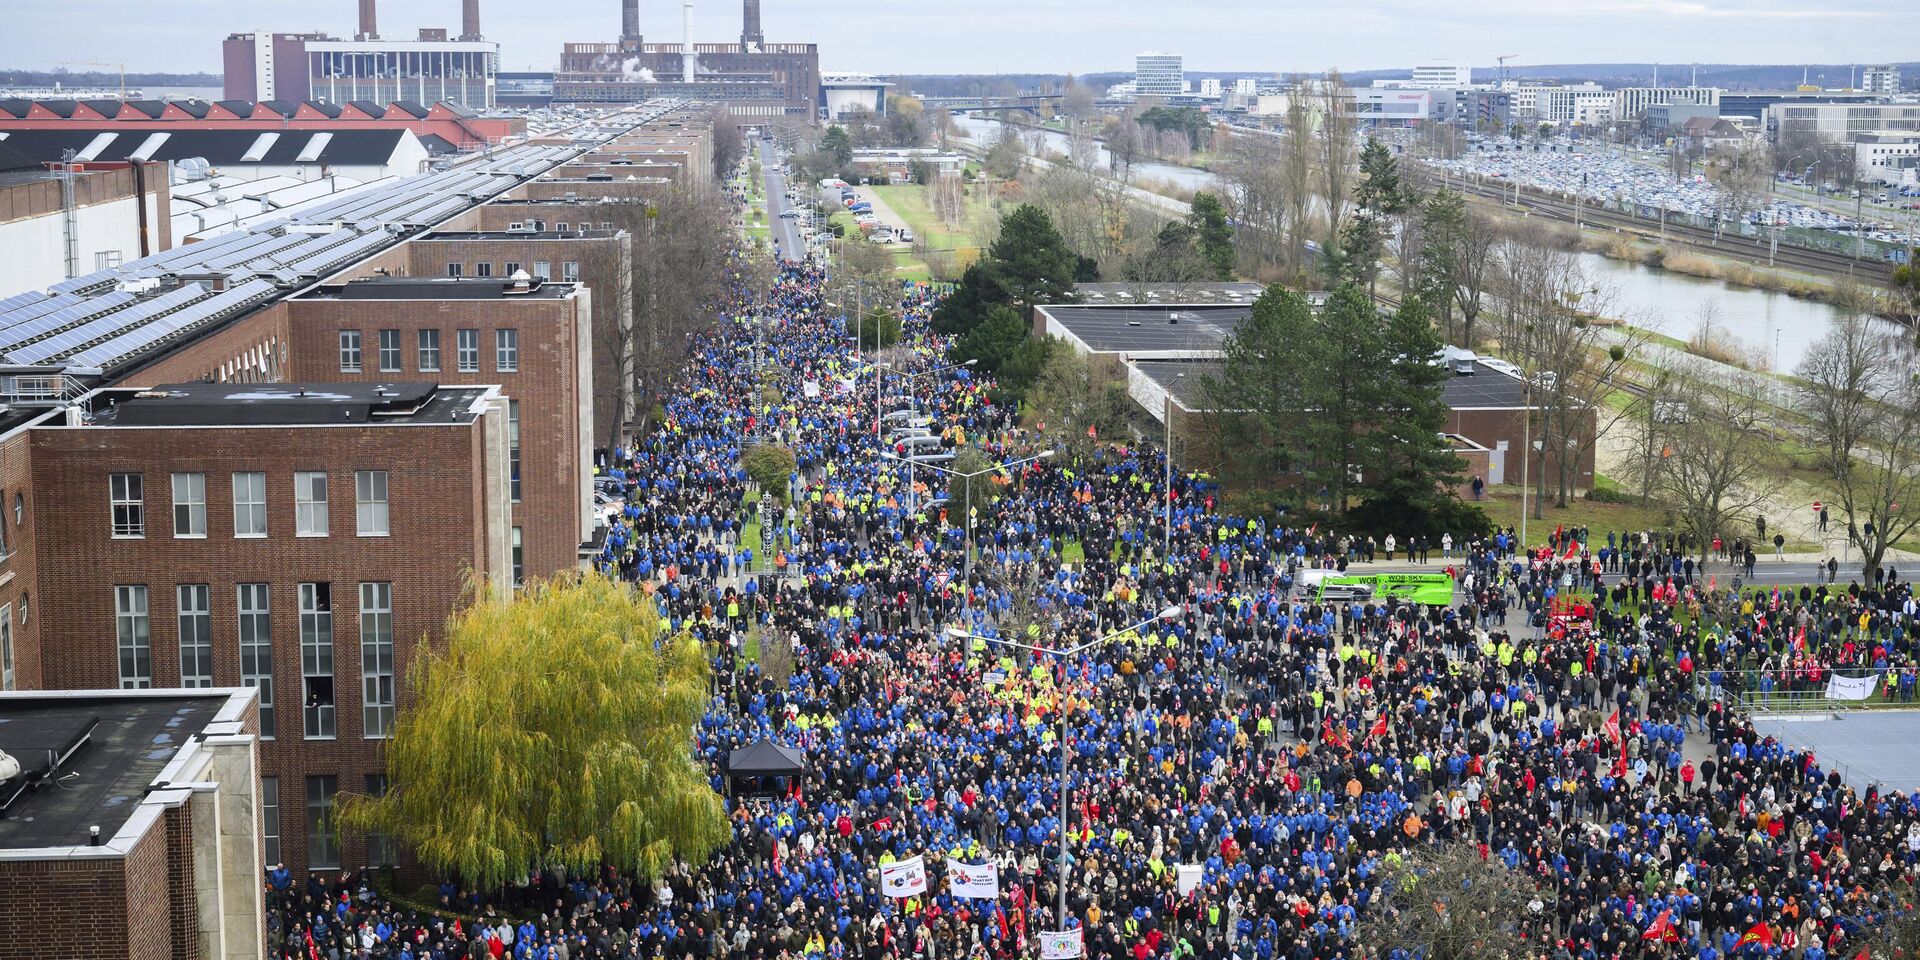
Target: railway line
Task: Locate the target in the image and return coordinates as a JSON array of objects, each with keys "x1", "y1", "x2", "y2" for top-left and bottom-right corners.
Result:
[{"x1": 1415, "y1": 170, "x2": 1897, "y2": 283}]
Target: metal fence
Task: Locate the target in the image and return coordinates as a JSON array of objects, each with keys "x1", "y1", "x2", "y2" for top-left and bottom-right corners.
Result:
[{"x1": 1713, "y1": 667, "x2": 1909, "y2": 715}]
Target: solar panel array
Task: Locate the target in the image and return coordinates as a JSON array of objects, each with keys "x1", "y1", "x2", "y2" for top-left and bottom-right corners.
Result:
[{"x1": 0, "y1": 100, "x2": 681, "y2": 373}]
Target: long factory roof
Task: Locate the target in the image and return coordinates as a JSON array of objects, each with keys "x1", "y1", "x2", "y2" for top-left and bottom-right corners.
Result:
[{"x1": 0, "y1": 100, "x2": 683, "y2": 378}]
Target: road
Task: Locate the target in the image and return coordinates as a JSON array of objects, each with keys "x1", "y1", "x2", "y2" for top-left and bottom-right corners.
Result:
[
  {"x1": 758, "y1": 140, "x2": 805, "y2": 259},
  {"x1": 1358, "y1": 558, "x2": 1866, "y2": 587},
  {"x1": 852, "y1": 186, "x2": 912, "y2": 238}
]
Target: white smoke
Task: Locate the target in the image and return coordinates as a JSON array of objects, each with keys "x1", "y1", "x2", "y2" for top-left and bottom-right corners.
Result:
[{"x1": 621, "y1": 58, "x2": 657, "y2": 82}]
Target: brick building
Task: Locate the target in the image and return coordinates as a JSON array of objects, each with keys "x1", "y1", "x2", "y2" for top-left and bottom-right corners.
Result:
[
  {"x1": 25, "y1": 382, "x2": 512, "y2": 872},
  {"x1": 0, "y1": 687, "x2": 264, "y2": 960}
]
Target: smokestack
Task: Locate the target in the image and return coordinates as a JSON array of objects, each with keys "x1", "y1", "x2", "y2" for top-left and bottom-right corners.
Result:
[
  {"x1": 358, "y1": 0, "x2": 379, "y2": 40},
  {"x1": 459, "y1": 0, "x2": 481, "y2": 40},
  {"x1": 622, "y1": 0, "x2": 641, "y2": 41},
  {"x1": 682, "y1": 0, "x2": 695, "y2": 83},
  {"x1": 741, "y1": 0, "x2": 762, "y2": 49}
]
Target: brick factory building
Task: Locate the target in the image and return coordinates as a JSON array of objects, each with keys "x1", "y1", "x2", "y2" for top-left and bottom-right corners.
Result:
[
  {"x1": 0, "y1": 101, "x2": 706, "y2": 879},
  {"x1": 554, "y1": 0, "x2": 819, "y2": 120},
  {"x1": 0, "y1": 687, "x2": 265, "y2": 960}
]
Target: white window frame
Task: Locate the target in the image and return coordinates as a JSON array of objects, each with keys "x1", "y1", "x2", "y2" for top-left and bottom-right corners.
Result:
[
  {"x1": 238, "y1": 583, "x2": 273, "y2": 738},
  {"x1": 232, "y1": 471, "x2": 267, "y2": 538},
  {"x1": 171, "y1": 472, "x2": 206, "y2": 538},
  {"x1": 260, "y1": 776, "x2": 281, "y2": 865},
  {"x1": 1, "y1": 603, "x2": 13, "y2": 691},
  {"x1": 456, "y1": 329, "x2": 480, "y2": 372},
  {"x1": 299, "y1": 582, "x2": 334, "y2": 740},
  {"x1": 294, "y1": 472, "x2": 328, "y2": 537},
  {"x1": 178, "y1": 584, "x2": 213, "y2": 688},
  {"x1": 338, "y1": 329, "x2": 362, "y2": 373},
  {"x1": 377, "y1": 329, "x2": 401, "y2": 372},
  {"x1": 116, "y1": 584, "x2": 151, "y2": 689},
  {"x1": 355, "y1": 470, "x2": 389, "y2": 537},
  {"x1": 417, "y1": 329, "x2": 441, "y2": 372},
  {"x1": 495, "y1": 328, "x2": 519, "y2": 372},
  {"x1": 111, "y1": 472, "x2": 145, "y2": 538},
  {"x1": 360, "y1": 582, "x2": 394, "y2": 739}
]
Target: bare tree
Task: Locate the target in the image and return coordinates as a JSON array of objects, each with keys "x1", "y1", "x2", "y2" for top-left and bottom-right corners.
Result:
[
  {"x1": 1614, "y1": 362, "x2": 1683, "y2": 507},
  {"x1": 1659, "y1": 359, "x2": 1773, "y2": 559},
  {"x1": 1213, "y1": 124, "x2": 1292, "y2": 280},
  {"x1": 1354, "y1": 843, "x2": 1545, "y2": 960},
  {"x1": 1315, "y1": 72, "x2": 1359, "y2": 252},
  {"x1": 1797, "y1": 317, "x2": 1920, "y2": 583}
]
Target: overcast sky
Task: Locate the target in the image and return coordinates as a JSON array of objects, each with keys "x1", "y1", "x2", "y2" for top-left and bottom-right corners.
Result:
[{"x1": 3, "y1": 0, "x2": 1914, "y2": 76}]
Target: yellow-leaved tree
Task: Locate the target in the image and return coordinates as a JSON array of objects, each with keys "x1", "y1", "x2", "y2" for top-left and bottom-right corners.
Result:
[{"x1": 339, "y1": 574, "x2": 729, "y2": 890}]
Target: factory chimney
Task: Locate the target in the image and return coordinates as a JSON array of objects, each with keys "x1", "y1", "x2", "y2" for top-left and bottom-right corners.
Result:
[
  {"x1": 621, "y1": 0, "x2": 641, "y2": 41},
  {"x1": 682, "y1": 0, "x2": 695, "y2": 83},
  {"x1": 357, "y1": 0, "x2": 379, "y2": 40},
  {"x1": 741, "y1": 0, "x2": 762, "y2": 50},
  {"x1": 459, "y1": 0, "x2": 482, "y2": 40}
]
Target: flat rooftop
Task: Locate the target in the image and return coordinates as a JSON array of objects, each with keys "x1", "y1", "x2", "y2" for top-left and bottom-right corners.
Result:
[
  {"x1": 1131, "y1": 357, "x2": 1533, "y2": 412},
  {"x1": 1041, "y1": 303, "x2": 1243, "y2": 354},
  {"x1": 1074, "y1": 281, "x2": 1268, "y2": 305},
  {"x1": 87, "y1": 381, "x2": 492, "y2": 427},
  {"x1": 419, "y1": 231, "x2": 614, "y2": 241},
  {"x1": 299, "y1": 277, "x2": 575, "y2": 300},
  {"x1": 0, "y1": 691, "x2": 233, "y2": 849}
]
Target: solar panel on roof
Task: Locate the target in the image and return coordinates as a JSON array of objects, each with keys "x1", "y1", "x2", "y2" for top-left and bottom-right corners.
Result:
[
  {"x1": 0, "y1": 291, "x2": 47, "y2": 315},
  {"x1": 46, "y1": 271, "x2": 120, "y2": 295},
  {"x1": 70, "y1": 279, "x2": 276, "y2": 368}
]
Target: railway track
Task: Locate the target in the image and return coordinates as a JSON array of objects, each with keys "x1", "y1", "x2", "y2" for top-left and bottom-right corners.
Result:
[{"x1": 1415, "y1": 170, "x2": 1897, "y2": 283}]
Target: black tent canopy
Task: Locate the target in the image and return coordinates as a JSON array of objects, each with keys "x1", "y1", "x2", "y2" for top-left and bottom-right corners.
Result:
[{"x1": 727, "y1": 739, "x2": 807, "y2": 778}]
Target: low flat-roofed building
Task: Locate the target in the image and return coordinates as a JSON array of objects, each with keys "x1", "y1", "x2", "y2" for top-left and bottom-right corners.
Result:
[
  {"x1": 0, "y1": 686, "x2": 264, "y2": 960},
  {"x1": 1040, "y1": 299, "x2": 1593, "y2": 489}
]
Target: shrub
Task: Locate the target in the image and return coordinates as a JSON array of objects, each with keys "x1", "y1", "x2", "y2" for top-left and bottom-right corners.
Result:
[{"x1": 741, "y1": 444, "x2": 797, "y2": 501}]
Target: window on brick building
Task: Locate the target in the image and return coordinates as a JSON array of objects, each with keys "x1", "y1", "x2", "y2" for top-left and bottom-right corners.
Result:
[
  {"x1": 178, "y1": 584, "x2": 213, "y2": 688},
  {"x1": 378, "y1": 329, "x2": 401, "y2": 373},
  {"x1": 365, "y1": 774, "x2": 396, "y2": 866},
  {"x1": 532, "y1": 261, "x2": 551, "y2": 281},
  {"x1": 300, "y1": 583, "x2": 334, "y2": 740},
  {"x1": 457, "y1": 329, "x2": 480, "y2": 372},
  {"x1": 1, "y1": 605, "x2": 12, "y2": 690},
  {"x1": 495, "y1": 329, "x2": 519, "y2": 372},
  {"x1": 294, "y1": 472, "x2": 328, "y2": 537},
  {"x1": 306, "y1": 775, "x2": 339, "y2": 869},
  {"x1": 505, "y1": 261, "x2": 521, "y2": 277},
  {"x1": 508, "y1": 400, "x2": 521, "y2": 502},
  {"x1": 418, "y1": 329, "x2": 441, "y2": 372},
  {"x1": 475, "y1": 261, "x2": 493, "y2": 278},
  {"x1": 556, "y1": 222, "x2": 570, "y2": 232},
  {"x1": 172, "y1": 472, "x2": 206, "y2": 538},
  {"x1": 446, "y1": 262, "x2": 463, "y2": 278},
  {"x1": 355, "y1": 471, "x2": 389, "y2": 537},
  {"x1": 512, "y1": 527, "x2": 524, "y2": 586},
  {"x1": 360, "y1": 582, "x2": 393, "y2": 739},
  {"x1": 110, "y1": 472, "x2": 144, "y2": 538},
  {"x1": 116, "y1": 584, "x2": 151, "y2": 689},
  {"x1": 260, "y1": 776, "x2": 281, "y2": 865},
  {"x1": 238, "y1": 583, "x2": 274, "y2": 738},
  {"x1": 338, "y1": 330, "x2": 362, "y2": 373},
  {"x1": 562, "y1": 261, "x2": 580, "y2": 282},
  {"x1": 233, "y1": 471, "x2": 267, "y2": 537}
]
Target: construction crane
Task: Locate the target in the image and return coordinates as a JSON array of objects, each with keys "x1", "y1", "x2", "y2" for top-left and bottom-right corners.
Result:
[
  {"x1": 51, "y1": 60, "x2": 128, "y2": 100},
  {"x1": 1495, "y1": 54, "x2": 1518, "y2": 87}
]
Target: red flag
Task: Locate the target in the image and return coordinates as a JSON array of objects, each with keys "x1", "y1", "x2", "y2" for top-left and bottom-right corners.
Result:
[
  {"x1": 1642, "y1": 909, "x2": 1678, "y2": 942},
  {"x1": 1603, "y1": 709, "x2": 1622, "y2": 745},
  {"x1": 1735, "y1": 922, "x2": 1774, "y2": 950},
  {"x1": 1088, "y1": 423, "x2": 1098, "y2": 439},
  {"x1": 1367, "y1": 715, "x2": 1389, "y2": 742},
  {"x1": 1563, "y1": 536, "x2": 1581, "y2": 560},
  {"x1": 871, "y1": 816, "x2": 893, "y2": 832}
]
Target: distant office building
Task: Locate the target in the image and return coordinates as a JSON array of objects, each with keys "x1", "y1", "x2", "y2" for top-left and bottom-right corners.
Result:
[
  {"x1": 1855, "y1": 133, "x2": 1920, "y2": 187},
  {"x1": 1411, "y1": 63, "x2": 1473, "y2": 89},
  {"x1": 1769, "y1": 102, "x2": 1920, "y2": 143},
  {"x1": 1611, "y1": 86, "x2": 1720, "y2": 122},
  {"x1": 1234, "y1": 77, "x2": 1258, "y2": 97},
  {"x1": 820, "y1": 73, "x2": 889, "y2": 119},
  {"x1": 1862, "y1": 65, "x2": 1902, "y2": 95},
  {"x1": 1134, "y1": 53, "x2": 1184, "y2": 98},
  {"x1": 1347, "y1": 88, "x2": 1436, "y2": 125},
  {"x1": 1508, "y1": 82, "x2": 1607, "y2": 123},
  {"x1": 1198, "y1": 77, "x2": 1222, "y2": 98},
  {"x1": 1644, "y1": 101, "x2": 1719, "y2": 132}
]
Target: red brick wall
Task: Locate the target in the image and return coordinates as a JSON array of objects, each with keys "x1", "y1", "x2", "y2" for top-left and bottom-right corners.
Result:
[
  {"x1": 114, "y1": 302, "x2": 292, "y2": 388},
  {"x1": 1447, "y1": 406, "x2": 1598, "y2": 489},
  {"x1": 162, "y1": 804, "x2": 199, "y2": 960},
  {"x1": 0, "y1": 430, "x2": 41, "y2": 691},
  {"x1": 284, "y1": 294, "x2": 586, "y2": 580},
  {"x1": 0, "y1": 823, "x2": 171, "y2": 960},
  {"x1": 28, "y1": 420, "x2": 493, "y2": 871}
]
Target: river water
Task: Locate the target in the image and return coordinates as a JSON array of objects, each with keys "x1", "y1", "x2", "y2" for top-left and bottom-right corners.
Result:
[{"x1": 954, "y1": 115, "x2": 1873, "y2": 370}]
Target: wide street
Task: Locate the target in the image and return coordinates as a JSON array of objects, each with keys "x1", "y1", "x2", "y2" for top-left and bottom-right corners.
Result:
[{"x1": 759, "y1": 140, "x2": 807, "y2": 259}]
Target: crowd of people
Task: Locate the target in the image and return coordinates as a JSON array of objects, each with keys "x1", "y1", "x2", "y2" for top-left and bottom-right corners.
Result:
[{"x1": 266, "y1": 232, "x2": 1920, "y2": 960}]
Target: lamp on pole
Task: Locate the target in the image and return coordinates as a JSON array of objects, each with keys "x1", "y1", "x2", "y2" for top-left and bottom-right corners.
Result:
[
  {"x1": 1164, "y1": 373, "x2": 1185, "y2": 557},
  {"x1": 947, "y1": 604, "x2": 1184, "y2": 927},
  {"x1": 874, "y1": 358, "x2": 976, "y2": 447},
  {"x1": 885, "y1": 449, "x2": 1054, "y2": 588}
]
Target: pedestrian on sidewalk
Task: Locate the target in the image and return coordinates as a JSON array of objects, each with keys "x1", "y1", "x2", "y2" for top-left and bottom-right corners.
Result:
[{"x1": 1774, "y1": 533, "x2": 1785, "y2": 560}]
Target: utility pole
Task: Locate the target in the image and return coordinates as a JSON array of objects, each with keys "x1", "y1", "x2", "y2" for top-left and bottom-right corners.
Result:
[{"x1": 59, "y1": 149, "x2": 79, "y2": 280}]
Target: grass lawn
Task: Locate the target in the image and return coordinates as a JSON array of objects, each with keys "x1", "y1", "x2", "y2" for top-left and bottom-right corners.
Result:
[
  {"x1": 1476, "y1": 482, "x2": 1676, "y2": 539},
  {"x1": 1061, "y1": 540, "x2": 1085, "y2": 565},
  {"x1": 869, "y1": 184, "x2": 994, "y2": 263}
]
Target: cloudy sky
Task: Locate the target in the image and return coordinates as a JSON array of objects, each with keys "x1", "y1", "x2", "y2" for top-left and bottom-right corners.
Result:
[{"x1": 3, "y1": 0, "x2": 1913, "y2": 76}]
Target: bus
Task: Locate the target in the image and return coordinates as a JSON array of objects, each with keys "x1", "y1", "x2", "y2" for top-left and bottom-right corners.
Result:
[{"x1": 1300, "y1": 571, "x2": 1456, "y2": 607}]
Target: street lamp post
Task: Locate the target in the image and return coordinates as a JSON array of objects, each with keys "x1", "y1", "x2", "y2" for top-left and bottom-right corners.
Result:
[
  {"x1": 885, "y1": 449, "x2": 1054, "y2": 586},
  {"x1": 874, "y1": 358, "x2": 976, "y2": 446},
  {"x1": 948, "y1": 604, "x2": 1184, "y2": 928}
]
